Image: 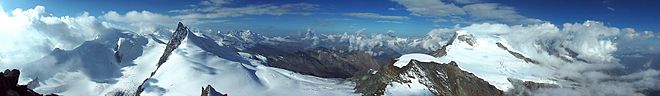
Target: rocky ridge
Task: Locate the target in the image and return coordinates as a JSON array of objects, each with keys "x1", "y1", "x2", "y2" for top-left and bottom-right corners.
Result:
[{"x1": 354, "y1": 59, "x2": 503, "y2": 96}]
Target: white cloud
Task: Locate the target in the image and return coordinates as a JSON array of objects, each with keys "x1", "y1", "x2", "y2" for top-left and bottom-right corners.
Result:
[
  {"x1": 94, "y1": 0, "x2": 319, "y2": 31},
  {"x1": 388, "y1": 8, "x2": 397, "y2": 11},
  {"x1": 462, "y1": 3, "x2": 543, "y2": 24},
  {"x1": 344, "y1": 12, "x2": 409, "y2": 21},
  {"x1": 199, "y1": 0, "x2": 231, "y2": 6},
  {"x1": 171, "y1": 1, "x2": 318, "y2": 20},
  {"x1": 102, "y1": 10, "x2": 177, "y2": 35},
  {"x1": 392, "y1": 0, "x2": 465, "y2": 17},
  {"x1": 450, "y1": 0, "x2": 481, "y2": 4},
  {"x1": 392, "y1": 0, "x2": 543, "y2": 25},
  {"x1": 376, "y1": 20, "x2": 404, "y2": 24},
  {"x1": 607, "y1": 7, "x2": 615, "y2": 11},
  {"x1": 621, "y1": 28, "x2": 656, "y2": 40},
  {"x1": 0, "y1": 6, "x2": 120, "y2": 65}
]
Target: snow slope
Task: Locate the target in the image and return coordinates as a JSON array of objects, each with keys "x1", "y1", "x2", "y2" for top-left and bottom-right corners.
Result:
[
  {"x1": 139, "y1": 32, "x2": 357, "y2": 96},
  {"x1": 5, "y1": 27, "x2": 358, "y2": 95},
  {"x1": 434, "y1": 30, "x2": 556, "y2": 91}
]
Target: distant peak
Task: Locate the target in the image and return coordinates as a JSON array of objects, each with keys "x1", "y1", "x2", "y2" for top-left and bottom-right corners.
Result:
[{"x1": 177, "y1": 22, "x2": 184, "y2": 27}]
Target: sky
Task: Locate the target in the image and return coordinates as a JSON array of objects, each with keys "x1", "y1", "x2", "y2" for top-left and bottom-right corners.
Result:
[{"x1": 0, "y1": 0, "x2": 658, "y2": 37}]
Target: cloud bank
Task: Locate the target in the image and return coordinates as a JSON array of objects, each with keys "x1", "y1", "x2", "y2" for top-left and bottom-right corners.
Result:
[{"x1": 0, "y1": 6, "x2": 121, "y2": 65}]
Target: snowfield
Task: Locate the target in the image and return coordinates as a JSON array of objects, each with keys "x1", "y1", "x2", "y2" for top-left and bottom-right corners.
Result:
[{"x1": 140, "y1": 32, "x2": 358, "y2": 96}]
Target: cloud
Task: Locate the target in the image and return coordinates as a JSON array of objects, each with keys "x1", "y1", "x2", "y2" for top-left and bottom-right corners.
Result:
[
  {"x1": 607, "y1": 7, "x2": 615, "y2": 11},
  {"x1": 102, "y1": 10, "x2": 177, "y2": 35},
  {"x1": 0, "y1": 6, "x2": 121, "y2": 65},
  {"x1": 376, "y1": 20, "x2": 404, "y2": 24},
  {"x1": 462, "y1": 3, "x2": 543, "y2": 24},
  {"x1": 450, "y1": 0, "x2": 481, "y2": 4},
  {"x1": 621, "y1": 28, "x2": 656, "y2": 40},
  {"x1": 344, "y1": 12, "x2": 409, "y2": 21},
  {"x1": 170, "y1": 1, "x2": 318, "y2": 20},
  {"x1": 392, "y1": 0, "x2": 465, "y2": 17},
  {"x1": 452, "y1": 21, "x2": 660, "y2": 95},
  {"x1": 199, "y1": 0, "x2": 231, "y2": 6},
  {"x1": 95, "y1": 0, "x2": 319, "y2": 31},
  {"x1": 388, "y1": 8, "x2": 398, "y2": 11},
  {"x1": 392, "y1": 0, "x2": 543, "y2": 25}
]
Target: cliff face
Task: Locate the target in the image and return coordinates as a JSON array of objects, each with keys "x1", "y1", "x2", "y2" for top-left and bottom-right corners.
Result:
[
  {"x1": 354, "y1": 60, "x2": 503, "y2": 96},
  {"x1": 0, "y1": 69, "x2": 57, "y2": 96}
]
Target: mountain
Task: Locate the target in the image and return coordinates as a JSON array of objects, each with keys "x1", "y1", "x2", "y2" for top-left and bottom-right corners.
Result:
[
  {"x1": 352, "y1": 30, "x2": 563, "y2": 96},
  {"x1": 354, "y1": 54, "x2": 503, "y2": 96},
  {"x1": 136, "y1": 23, "x2": 357, "y2": 96},
  {"x1": 429, "y1": 30, "x2": 556, "y2": 91}
]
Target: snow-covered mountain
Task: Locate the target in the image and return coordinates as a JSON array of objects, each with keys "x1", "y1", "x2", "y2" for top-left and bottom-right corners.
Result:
[{"x1": 352, "y1": 29, "x2": 558, "y2": 96}]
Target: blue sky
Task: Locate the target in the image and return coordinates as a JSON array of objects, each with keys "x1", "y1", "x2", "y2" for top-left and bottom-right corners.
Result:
[{"x1": 1, "y1": 0, "x2": 658, "y2": 37}]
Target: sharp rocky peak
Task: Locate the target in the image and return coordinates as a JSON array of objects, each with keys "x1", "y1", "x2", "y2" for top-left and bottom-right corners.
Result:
[{"x1": 136, "y1": 22, "x2": 190, "y2": 96}]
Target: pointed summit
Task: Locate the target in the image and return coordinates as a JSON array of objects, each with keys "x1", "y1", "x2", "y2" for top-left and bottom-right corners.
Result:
[
  {"x1": 138, "y1": 22, "x2": 190, "y2": 95},
  {"x1": 158, "y1": 22, "x2": 189, "y2": 67},
  {"x1": 177, "y1": 22, "x2": 184, "y2": 27}
]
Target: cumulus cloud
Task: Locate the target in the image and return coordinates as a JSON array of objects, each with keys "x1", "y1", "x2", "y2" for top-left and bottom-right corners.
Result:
[
  {"x1": 0, "y1": 6, "x2": 120, "y2": 65},
  {"x1": 392, "y1": 0, "x2": 544, "y2": 25},
  {"x1": 344, "y1": 12, "x2": 409, "y2": 21}
]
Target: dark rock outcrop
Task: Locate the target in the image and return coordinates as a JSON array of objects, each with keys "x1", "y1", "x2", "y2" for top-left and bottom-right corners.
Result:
[
  {"x1": 136, "y1": 22, "x2": 190, "y2": 95},
  {"x1": 457, "y1": 34, "x2": 477, "y2": 46},
  {"x1": 0, "y1": 69, "x2": 58, "y2": 96},
  {"x1": 354, "y1": 60, "x2": 503, "y2": 96},
  {"x1": 201, "y1": 85, "x2": 227, "y2": 96},
  {"x1": 157, "y1": 22, "x2": 189, "y2": 67},
  {"x1": 495, "y1": 42, "x2": 538, "y2": 64}
]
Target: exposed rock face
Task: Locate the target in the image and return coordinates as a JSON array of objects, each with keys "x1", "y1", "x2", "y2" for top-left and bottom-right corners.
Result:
[
  {"x1": 201, "y1": 85, "x2": 227, "y2": 96},
  {"x1": 354, "y1": 60, "x2": 503, "y2": 96},
  {"x1": 0, "y1": 69, "x2": 57, "y2": 96},
  {"x1": 495, "y1": 42, "x2": 538, "y2": 64},
  {"x1": 137, "y1": 22, "x2": 190, "y2": 95},
  {"x1": 157, "y1": 22, "x2": 189, "y2": 67},
  {"x1": 457, "y1": 34, "x2": 476, "y2": 46},
  {"x1": 246, "y1": 45, "x2": 382, "y2": 78}
]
